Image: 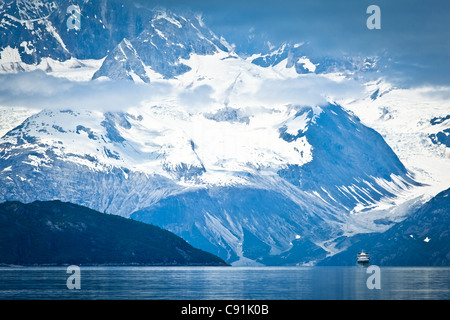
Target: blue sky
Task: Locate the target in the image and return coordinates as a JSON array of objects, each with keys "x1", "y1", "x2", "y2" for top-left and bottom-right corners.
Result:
[{"x1": 137, "y1": 0, "x2": 450, "y2": 86}]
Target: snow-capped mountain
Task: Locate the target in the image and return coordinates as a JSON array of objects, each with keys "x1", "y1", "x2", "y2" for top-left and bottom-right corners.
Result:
[
  {"x1": 92, "y1": 10, "x2": 231, "y2": 82},
  {"x1": 249, "y1": 42, "x2": 380, "y2": 76},
  {"x1": 0, "y1": 39, "x2": 423, "y2": 264},
  {"x1": 92, "y1": 17, "x2": 381, "y2": 83},
  {"x1": 0, "y1": 0, "x2": 152, "y2": 61},
  {"x1": 0, "y1": 102, "x2": 419, "y2": 264},
  {"x1": 0, "y1": 1, "x2": 448, "y2": 265},
  {"x1": 0, "y1": 1, "x2": 380, "y2": 81},
  {"x1": 0, "y1": 0, "x2": 153, "y2": 75}
]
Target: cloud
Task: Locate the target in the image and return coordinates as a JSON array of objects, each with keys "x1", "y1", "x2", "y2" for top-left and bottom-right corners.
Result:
[
  {"x1": 419, "y1": 86, "x2": 450, "y2": 101},
  {"x1": 252, "y1": 75, "x2": 365, "y2": 107},
  {"x1": 0, "y1": 70, "x2": 366, "y2": 115},
  {"x1": 0, "y1": 70, "x2": 172, "y2": 111},
  {"x1": 177, "y1": 84, "x2": 215, "y2": 110},
  {"x1": 0, "y1": 72, "x2": 217, "y2": 113}
]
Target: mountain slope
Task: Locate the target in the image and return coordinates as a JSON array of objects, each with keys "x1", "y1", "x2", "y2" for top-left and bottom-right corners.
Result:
[
  {"x1": 341, "y1": 81, "x2": 450, "y2": 201},
  {"x1": 319, "y1": 187, "x2": 450, "y2": 266},
  {"x1": 0, "y1": 200, "x2": 228, "y2": 266}
]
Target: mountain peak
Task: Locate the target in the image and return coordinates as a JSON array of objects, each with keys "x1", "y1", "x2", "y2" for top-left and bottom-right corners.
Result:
[{"x1": 92, "y1": 8, "x2": 231, "y2": 82}]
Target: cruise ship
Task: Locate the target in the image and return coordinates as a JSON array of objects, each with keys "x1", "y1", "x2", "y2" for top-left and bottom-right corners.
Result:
[{"x1": 357, "y1": 250, "x2": 370, "y2": 265}]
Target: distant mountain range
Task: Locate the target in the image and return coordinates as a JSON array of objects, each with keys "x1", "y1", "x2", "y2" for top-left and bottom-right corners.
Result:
[{"x1": 0, "y1": 0, "x2": 379, "y2": 77}]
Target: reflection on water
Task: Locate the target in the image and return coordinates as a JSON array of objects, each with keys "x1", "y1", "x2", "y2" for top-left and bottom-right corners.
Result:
[{"x1": 0, "y1": 266, "x2": 449, "y2": 300}]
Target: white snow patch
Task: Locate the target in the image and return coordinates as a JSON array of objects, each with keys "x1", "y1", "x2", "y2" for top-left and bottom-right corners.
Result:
[
  {"x1": 297, "y1": 56, "x2": 316, "y2": 72},
  {"x1": 20, "y1": 41, "x2": 35, "y2": 55},
  {"x1": 284, "y1": 109, "x2": 310, "y2": 135},
  {"x1": 0, "y1": 46, "x2": 22, "y2": 63}
]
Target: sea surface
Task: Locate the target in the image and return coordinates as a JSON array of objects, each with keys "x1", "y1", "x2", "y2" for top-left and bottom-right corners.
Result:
[{"x1": 0, "y1": 266, "x2": 449, "y2": 300}]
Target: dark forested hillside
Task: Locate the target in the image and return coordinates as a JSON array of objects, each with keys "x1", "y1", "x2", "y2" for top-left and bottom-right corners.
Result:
[{"x1": 0, "y1": 200, "x2": 228, "y2": 266}]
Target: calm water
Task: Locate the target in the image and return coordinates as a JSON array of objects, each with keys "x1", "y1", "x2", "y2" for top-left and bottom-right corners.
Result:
[{"x1": 0, "y1": 266, "x2": 449, "y2": 300}]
